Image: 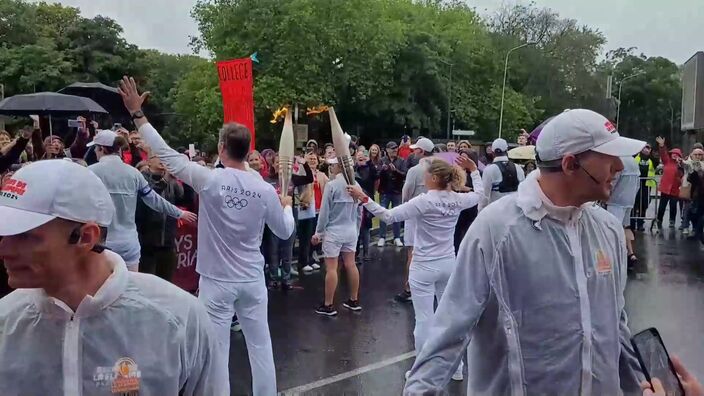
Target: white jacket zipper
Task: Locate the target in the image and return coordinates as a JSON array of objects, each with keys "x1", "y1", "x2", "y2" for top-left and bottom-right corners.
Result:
[{"x1": 63, "y1": 315, "x2": 81, "y2": 396}]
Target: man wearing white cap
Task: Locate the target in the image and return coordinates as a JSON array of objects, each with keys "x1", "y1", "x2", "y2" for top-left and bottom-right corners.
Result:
[
  {"x1": 119, "y1": 76, "x2": 295, "y2": 395},
  {"x1": 405, "y1": 109, "x2": 645, "y2": 395},
  {"x1": 87, "y1": 129, "x2": 197, "y2": 271},
  {"x1": 0, "y1": 160, "x2": 221, "y2": 395},
  {"x1": 480, "y1": 137, "x2": 525, "y2": 209},
  {"x1": 394, "y1": 137, "x2": 434, "y2": 303}
]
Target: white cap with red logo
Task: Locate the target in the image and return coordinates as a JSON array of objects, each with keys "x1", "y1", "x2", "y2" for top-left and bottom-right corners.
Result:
[
  {"x1": 536, "y1": 109, "x2": 646, "y2": 162},
  {"x1": 0, "y1": 160, "x2": 114, "y2": 236}
]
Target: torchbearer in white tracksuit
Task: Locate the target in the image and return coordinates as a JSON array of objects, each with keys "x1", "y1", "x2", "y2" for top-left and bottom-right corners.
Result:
[
  {"x1": 118, "y1": 77, "x2": 295, "y2": 396},
  {"x1": 312, "y1": 158, "x2": 363, "y2": 316},
  {"x1": 395, "y1": 137, "x2": 435, "y2": 303},
  {"x1": 347, "y1": 156, "x2": 483, "y2": 383},
  {"x1": 0, "y1": 160, "x2": 221, "y2": 395},
  {"x1": 403, "y1": 109, "x2": 646, "y2": 395}
]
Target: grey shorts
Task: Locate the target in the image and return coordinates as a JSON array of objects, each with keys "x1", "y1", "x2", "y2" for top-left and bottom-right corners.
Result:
[{"x1": 322, "y1": 239, "x2": 357, "y2": 258}]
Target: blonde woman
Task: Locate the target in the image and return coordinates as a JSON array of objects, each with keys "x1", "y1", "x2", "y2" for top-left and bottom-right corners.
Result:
[{"x1": 347, "y1": 157, "x2": 483, "y2": 381}]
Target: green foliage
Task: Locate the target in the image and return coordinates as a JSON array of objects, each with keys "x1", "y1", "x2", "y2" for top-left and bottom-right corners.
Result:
[{"x1": 0, "y1": 0, "x2": 684, "y2": 151}]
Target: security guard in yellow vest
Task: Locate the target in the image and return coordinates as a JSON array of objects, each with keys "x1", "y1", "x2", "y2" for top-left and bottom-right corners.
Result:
[{"x1": 632, "y1": 143, "x2": 656, "y2": 230}]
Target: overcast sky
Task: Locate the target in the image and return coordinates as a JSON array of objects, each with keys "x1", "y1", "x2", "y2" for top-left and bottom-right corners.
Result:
[{"x1": 51, "y1": 0, "x2": 703, "y2": 64}]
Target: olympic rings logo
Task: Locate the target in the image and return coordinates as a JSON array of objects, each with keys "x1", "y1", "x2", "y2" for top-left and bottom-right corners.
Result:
[{"x1": 225, "y1": 195, "x2": 248, "y2": 210}]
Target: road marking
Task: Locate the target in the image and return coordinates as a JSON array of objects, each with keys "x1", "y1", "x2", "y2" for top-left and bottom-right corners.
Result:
[{"x1": 280, "y1": 351, "x2": 416, "y2": 395}]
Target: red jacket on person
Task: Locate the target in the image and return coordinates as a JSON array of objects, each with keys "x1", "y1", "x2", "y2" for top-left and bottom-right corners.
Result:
[
  {"x1": 658, "y1": 145, "x2": 684, "y2": 197},
  {"x1": 398, "y1": 145, "x2": 412, "y2": 159}
]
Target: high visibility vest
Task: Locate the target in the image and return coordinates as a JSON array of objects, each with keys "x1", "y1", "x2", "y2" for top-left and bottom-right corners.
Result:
[{"x1": 635, "y1": 155, "x2": 656, "y2": 188}]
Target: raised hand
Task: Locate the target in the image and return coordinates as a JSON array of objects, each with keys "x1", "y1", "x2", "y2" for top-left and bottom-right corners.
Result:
[
  {"x1": 456, "y1": 156, "x2": 477, "y2": 172},
  {"x1": 117, "y1": 76, "x2": 151, "y2": 114},
  {"x1": 655, "y1": 136, "x2": 666, "y2": 147}
]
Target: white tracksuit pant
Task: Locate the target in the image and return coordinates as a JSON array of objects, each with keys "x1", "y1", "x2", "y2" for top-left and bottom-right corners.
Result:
[
  {"x1": 199, "y1": 276, "x2": 276, "y2": 396},
  {"x1": 409, "y1": 257, "x2": 463, "y2": 374}
]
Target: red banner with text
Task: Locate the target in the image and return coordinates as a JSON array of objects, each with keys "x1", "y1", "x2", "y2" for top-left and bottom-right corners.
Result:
[
  {"x1": 172, "y1": 221, "x2": 199, "y2": 293},
  {"x1": 217, "y1": 58, "x2": 255, "y2": 148}
]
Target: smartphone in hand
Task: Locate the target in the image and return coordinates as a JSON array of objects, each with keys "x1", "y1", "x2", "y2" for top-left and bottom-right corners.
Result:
[{"x1": 631, "y1": 328, "x2": 684, "y2": 396}]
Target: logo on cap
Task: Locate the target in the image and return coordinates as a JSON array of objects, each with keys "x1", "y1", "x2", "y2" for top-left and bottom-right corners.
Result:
[
  {"x1": 0, "y1": 178, "x2": 27, "y2": 200},
  {"x1": 604, "y1": 121, "x2": 616, "y2": 133}
]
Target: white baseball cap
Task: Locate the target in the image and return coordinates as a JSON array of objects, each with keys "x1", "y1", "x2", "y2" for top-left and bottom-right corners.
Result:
[
  {"x1": 86, "y1": 129, "x2": 118, "y2": 147},
  {"x1": 491, "y1": 138, "x2": 509, "y2": 153},
  {"x1": 0, "y1": 160, "x2": 114, "y2": 236},
  {"x1": 410, "y1": 138, "x2": 434, "y2": 153},
  {"x1": 536, "y1": 109, "x2": 646, "y2": 162}
]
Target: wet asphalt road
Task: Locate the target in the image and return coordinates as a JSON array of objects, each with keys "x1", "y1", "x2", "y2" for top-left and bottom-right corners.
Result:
[{"x1": 227, "y1": 227, "x2": 704, "y2": 395}]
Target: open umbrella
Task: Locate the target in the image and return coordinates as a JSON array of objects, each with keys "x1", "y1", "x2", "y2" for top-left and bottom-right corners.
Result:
[
  {"x1": 0, "y1": 92, "x2": 107, "y2": 116},
  {"x1": 507, "y1": 145, "x2": 536, "y2": 160},
  {"x1": 58, "y1": 82, "x2": 127, "y2": 118},
  {"x1": 0, "y1": 92, "x2": 107, "y2": 136},
  {"x1": 528, "y1": 116, "x2": 555, "y2": 145}
]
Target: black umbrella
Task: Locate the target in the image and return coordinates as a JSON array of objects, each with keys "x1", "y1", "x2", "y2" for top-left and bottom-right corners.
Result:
[
  {"x1": 0, "y1": 92, "x2": 108, "y2": 116},
  {"x1": 58, "y1": 82, "x2": 128, "y2": 118},
  {"x1": 0, "y1": 92, "x2": 108, "y2": 136}
]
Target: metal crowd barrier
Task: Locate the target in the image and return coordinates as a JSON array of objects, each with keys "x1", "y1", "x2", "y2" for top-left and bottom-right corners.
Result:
[{"x1": 629, "y1": 176, "x2": 660, "y2": 232}]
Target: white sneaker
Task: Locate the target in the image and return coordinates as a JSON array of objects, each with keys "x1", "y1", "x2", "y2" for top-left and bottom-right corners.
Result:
[
  {"x1": 231, "y1": 320, "x2": 242, "y2": 332},
  {"x1": 311, "y1": 263, "x2": 321, "y2": 270},
  {"x1": 377, "y1": 238, "x2": 385, "y2": 247},
  {"x1": 290, "y1": 267, "x2": 299, "y2": 277},
  {"x1": 302, "y1": 265, "x2": 314, "y2": 273},
  {"x1": 394, "y1": 238, "x2": 404, "y2": 247}
]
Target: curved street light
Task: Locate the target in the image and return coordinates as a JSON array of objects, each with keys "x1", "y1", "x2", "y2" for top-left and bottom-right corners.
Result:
[
  {"x1": 498, "y1": 42, "x2": 537, "y2": 138},
  {"x1": 615, "y1": 71, "x2": 646, "y2": 131}
]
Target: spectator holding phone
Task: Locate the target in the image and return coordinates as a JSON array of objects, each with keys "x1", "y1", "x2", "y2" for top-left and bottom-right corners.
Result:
[{"x1": 642, "y1": 356, "x2": 703, "y2": 396}]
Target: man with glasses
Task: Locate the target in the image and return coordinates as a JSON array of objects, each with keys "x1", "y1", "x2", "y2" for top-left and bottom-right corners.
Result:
[{"x1": 0, "y1": 160, "x2": 221, "y2": 395}]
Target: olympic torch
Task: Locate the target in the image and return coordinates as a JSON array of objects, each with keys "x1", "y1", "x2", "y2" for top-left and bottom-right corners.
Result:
[
  {"x1": 278, "y1": 108, "x2": 295, "y2": 198},
  {"x1": 328, "y1": 107, "x2": 356, "y2": 186}
]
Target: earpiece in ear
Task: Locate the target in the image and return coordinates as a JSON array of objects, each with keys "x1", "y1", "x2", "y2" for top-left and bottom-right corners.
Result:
[{"x1": 68, "y1": 228, "x2": 81, "y2": 244}]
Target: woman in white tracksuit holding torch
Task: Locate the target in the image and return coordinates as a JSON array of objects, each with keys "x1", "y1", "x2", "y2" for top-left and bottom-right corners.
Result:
[{"x1": 347, "y1": 156, "x2": 483, "y2": 381}]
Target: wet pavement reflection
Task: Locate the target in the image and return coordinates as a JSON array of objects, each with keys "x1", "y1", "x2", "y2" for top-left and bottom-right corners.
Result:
[{"x1": 227, "y1": 229, "x2": 704, "y2": 395}]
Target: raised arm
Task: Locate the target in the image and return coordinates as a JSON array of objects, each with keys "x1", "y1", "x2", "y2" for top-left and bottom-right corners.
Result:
[
  {"x1": 119, "y1": 76, "x2": 212, "y2": 193},
  {"x1": 0, "y1": 130, "x2": 31, "y2": 173},
  {"x1": 457, "y1": 170, "x2": 484, "y2": 209}
]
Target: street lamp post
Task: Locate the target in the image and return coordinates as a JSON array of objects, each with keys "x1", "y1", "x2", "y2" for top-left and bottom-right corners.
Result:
[
  {"x1": 498, "y1": 42, "x2": 536, "y2": 138},
  {"x1": 438, "y1": 59, "x2": 453, "y2": 140},
  {"x1": 615, "y1": 71, "x2": 645, "y2": 131}
]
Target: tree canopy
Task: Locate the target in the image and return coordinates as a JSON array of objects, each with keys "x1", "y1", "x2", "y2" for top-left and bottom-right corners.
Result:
[{"x1": 0, "y1": 0, "x2": 686, "y2": 151}]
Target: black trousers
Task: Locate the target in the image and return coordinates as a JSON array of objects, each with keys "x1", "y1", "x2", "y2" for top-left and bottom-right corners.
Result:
[
  {"x1": 139, "y1": 246, "x2": 178, "y2": 282},
  {"x1": 297, "y1": 217, "x2": 316, "y2": 270},
  {"x1": 657, "y1": 194, "x2": 679, "y2": 225},
  {"x1": 631, "y1": 185, "x2": 650, "y2": 229},
  {"x1": 454, "y1": 207, "x2": 478, "y2": 254}
]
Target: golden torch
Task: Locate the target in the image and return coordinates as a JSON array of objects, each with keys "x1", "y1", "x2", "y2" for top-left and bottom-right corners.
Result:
[{"x1": 278, "y1": 108, "x2": 295, "y2": 198}]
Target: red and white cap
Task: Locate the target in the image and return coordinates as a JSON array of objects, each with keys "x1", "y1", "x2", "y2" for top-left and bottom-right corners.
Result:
[
  {"x1": 0, "y1": 160, "x2": 114, "y2": 236},
  {"x1": 536, "y1": 109, "x2": 646, "y2": 162}
]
